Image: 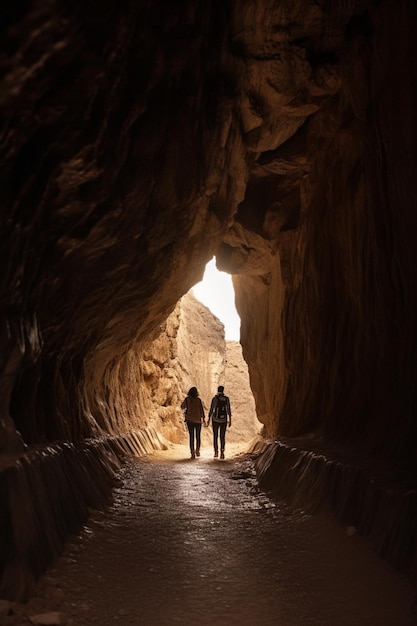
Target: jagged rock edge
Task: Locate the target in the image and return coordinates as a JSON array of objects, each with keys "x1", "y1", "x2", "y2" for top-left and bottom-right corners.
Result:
[
  {"x1": 255, "y1": 441, "x2": 417, "y2": 578},
  {"x1": 0, "y1": 428, "x2": 168, "y2": 601}
]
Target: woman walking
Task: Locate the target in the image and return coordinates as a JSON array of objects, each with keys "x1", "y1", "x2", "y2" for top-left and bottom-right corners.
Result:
[{"x1": 181, "y1": 387, "x2": 206, "y2": 459}]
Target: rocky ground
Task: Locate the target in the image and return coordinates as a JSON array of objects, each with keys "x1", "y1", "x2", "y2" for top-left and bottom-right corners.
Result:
[{"x1": 1, "y1": 443, "x2": 415, "y2": 626}]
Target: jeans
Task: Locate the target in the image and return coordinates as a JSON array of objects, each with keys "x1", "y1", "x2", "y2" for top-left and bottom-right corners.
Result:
[
  {"x1": 186, "y1": 421, "x2": 202, "y2": 452},
  {"x1": 212, "y1": 421, "x2": 227, "y2": 452}
]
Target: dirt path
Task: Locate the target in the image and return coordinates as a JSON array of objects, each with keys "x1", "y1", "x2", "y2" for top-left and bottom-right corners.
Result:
[{"x1": 5, "y1": 444, "x2": 415, "y2": 625}]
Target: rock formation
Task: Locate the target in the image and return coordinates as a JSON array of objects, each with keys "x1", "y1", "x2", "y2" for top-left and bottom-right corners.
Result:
[
  {"x1": 135, "y1": 292, "x2": 260, "y2": 446},
  {"x1": 1, "y1": 0, "x2": 417, "y2": 599},
  {"x1": 175, "y1": 292, "x2": 226, "y2": 414},
  {"x1": 224, "y1": 340, "x2": 261, "y2": 444}
]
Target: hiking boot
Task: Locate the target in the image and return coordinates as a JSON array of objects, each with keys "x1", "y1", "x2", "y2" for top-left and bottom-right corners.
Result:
[
  {"x1": 214, "y1": 450, "x2": 218, "y2": 458},
  {"x1": 220, "y1": 451, "x2": 225, "y2": 459}
]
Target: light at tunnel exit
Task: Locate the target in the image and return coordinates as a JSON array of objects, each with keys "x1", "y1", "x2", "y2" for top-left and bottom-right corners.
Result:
[{"x1": 191, "y1": 258, "x2": 241, "y2": 341}]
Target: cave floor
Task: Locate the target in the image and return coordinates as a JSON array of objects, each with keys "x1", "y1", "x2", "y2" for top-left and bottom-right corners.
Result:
[{"x1": 6, "y1": 443, "x2": 415, "y2": 626}]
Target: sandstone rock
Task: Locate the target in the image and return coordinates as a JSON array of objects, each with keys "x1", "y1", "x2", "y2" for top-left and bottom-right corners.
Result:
[
  {"x1": 177, "y1": 292, "x2": 226, "y2": 408},
  {"x1": 224, "y1": 341, "x2": 261, "y2": 443}
]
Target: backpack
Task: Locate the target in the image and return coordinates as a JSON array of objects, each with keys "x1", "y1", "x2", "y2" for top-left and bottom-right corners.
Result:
[{"x1": 215, "y1": 396, "x2": 228, "y2": 421}]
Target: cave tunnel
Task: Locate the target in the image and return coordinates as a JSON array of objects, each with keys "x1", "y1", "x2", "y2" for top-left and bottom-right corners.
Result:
[{"x1": 1, "y1": 0, "x2": 417, "y2": 613}]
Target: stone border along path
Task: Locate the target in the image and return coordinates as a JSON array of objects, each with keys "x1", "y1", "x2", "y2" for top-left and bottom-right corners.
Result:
[{"x1": 2, "y1": 443, "x2": 415, "y2": 625}]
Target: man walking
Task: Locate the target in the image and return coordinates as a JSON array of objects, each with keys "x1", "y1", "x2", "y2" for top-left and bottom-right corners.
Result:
[{"x1": 208, "y1": 385, "x2": 232, "y2": 459}]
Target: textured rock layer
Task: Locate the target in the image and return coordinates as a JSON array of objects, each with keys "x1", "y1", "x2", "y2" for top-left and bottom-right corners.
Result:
[
  {"x1": 255, "y1": 438, "x2": 417, "y2": 578},
  {"x1": 0, "y1": 429, "x2": 168, "y2": 600}
]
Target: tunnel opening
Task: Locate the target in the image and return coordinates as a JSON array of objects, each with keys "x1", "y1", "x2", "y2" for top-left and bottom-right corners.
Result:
[
  {"x1": 192, "y1": 257, "x2": 241, "y2": 342},
  {"x1": 2, "y1": 0, "x2": 417, "y2": 605},
  {"x1": 183, "y1": 256, "x2": 262, "y2": 450}
]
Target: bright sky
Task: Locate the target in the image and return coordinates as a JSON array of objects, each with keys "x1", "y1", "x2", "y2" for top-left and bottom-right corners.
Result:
[{"x1": 191, "y1": 258, "x2": 241, "y2": 341}]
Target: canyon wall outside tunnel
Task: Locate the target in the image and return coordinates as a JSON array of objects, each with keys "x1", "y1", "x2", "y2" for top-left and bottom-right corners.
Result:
[{"x1": 1, "y1": 0, "x2": 417, "y2": 599}]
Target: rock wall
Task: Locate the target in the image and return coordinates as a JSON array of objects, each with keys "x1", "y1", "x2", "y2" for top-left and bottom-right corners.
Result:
[
  {"x1": 254, "y1": 437, "x2": 417, "y2": 578},
  {"x1": 2, "y1": 0, "x2": 232, "y2": 450},
  {"x1": 176, "y1": 293, "x2": 226, "y2": 413},
  {"x1": 225, "y1": 341, "x2": 261, "y2": 444},
  {"x1": 221, "y1": 1, "x2": 417, "y2": 474},
  {"x1": 0, "y1": 429, "x2": 168, "y2": 600}
]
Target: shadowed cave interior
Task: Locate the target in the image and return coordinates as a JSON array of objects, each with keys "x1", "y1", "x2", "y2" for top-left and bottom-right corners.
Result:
[{"x1": 1, "y1": 0, "x2": 417, "y2": 603}]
